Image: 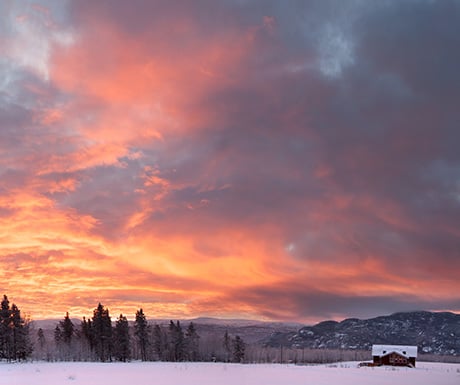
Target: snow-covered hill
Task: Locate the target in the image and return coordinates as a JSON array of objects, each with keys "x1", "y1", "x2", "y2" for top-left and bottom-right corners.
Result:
[{"x1": 267, "y1": 311, "x2": 460, "y2": 356}]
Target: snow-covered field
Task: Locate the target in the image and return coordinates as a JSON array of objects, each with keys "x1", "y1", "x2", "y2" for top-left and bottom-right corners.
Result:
[{"x1": 1, "y1": 361, "x2": 459, "y2": 385}]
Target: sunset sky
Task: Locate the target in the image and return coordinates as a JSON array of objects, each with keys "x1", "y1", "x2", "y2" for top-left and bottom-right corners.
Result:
[{"x1": 1, "y1": 0, "x2": 459, "y2": 323}]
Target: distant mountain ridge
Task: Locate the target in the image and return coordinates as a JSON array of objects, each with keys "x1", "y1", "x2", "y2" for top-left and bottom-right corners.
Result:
[
  {"x1": 266, "y1": 311, "x2": 460, "y2": 356},
  {"x1": 32, "y1": 311, "x2": 460, "y2": 356},
  {"x1": 32, "y1": 316, "x2": 303, "y2": 329}
]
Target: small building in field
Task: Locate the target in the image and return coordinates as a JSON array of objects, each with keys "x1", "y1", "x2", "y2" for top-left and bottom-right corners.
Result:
[{"x1": 372, "y1": 344, "x2": 417, "y2": 367}]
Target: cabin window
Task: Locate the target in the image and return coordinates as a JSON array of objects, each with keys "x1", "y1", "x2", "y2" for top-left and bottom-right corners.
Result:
[
  {"x1": 383, "y1": 350, "x2": 386, "y2": 354},
  {"x1": 403, "y1": 351, "x2": 406, "y2": 355}
]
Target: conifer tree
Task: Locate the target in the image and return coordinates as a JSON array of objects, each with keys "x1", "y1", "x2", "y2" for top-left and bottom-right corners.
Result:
[
  {"x1": 37, "y1": 328, "x2": 46, "y2": 349},
  {"x1": 113, "y1": 314, "x2": 130, "y2": 362},
  {"x1": 233, "y1": 335, "x2": 245, "y2": 363},
  {"x1": 55, "y1": 312, "x2": 75, "y2": 360},
  {"x1": 37, "y1": 328, "x2": 47, "y2": 360},
  {"x1": 54, "y1": 325, "x2": 62, "y2": 345},
  {"x1": 152, "y1": 324, "x2": 166, "y2": 360},
  {"x1": 92, "y1": 303, "x2": 112, "y2": 362},
  {"x1": 0, "y1": 295, "x2": 11, "y2": 360},
  {"x1": 134, "y1": 309, "x2": 150, "y2": 361},
  {"x1": 80, "y1": 316, "x2": 95, "y2": 360},
  {"x1": 10, "y1": 303, "x2": 32, "y2": 360},
  {"x1": 0, "y1": 296, "x2": 32, "y2": 361},
  {"x1": 54, "y1": 324, "x2": 63, "y2": 360},
  {"x1": 184, "y1": 322, "x2": 200, "y2": 361},
  {"x1": 223, "y1": 330, "x2": 232, "y2": 362},
  {"x1": 168, "y1": 320, "x2": 184, "y2": 362},
  {"x1": 60, "y1": 312, "x2": 74, "y2": 346}
]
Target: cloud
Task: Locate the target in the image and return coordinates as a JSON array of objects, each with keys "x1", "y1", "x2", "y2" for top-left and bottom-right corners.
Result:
[
  {"x1": 0, "y1": 0, "x2": 74, "y2": 81},
  {"x1": 0, "y1": 0, "x2": 459, "y2": 322}
]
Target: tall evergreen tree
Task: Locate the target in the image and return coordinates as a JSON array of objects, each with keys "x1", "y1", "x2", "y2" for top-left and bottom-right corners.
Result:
[
  {"x1": 37, "y1": 328, "x2": 46, "y2": 350},
  {"x1": 54, "y1": 324, "x2": 63, "y2": 360},
  {"x1": 81, "y1": 316, "x2": 94, "y2": 356},
  {"x1": 152, "y1": 324, "x2": 166, "y2": 360},
  {"x1": 113, "y1": 314, "x2": 130, "y2": 362},
  {"x1": 134, "y1": 309, "x2": 150, "y2": 361},
  {"x1": 59, "y1": 312, "x2": 74, "y2": 346},
  {"x1": 233, "y1": 335, "x2": 245, "y2": 363},
  {"x1": 223, "y1": 330, "x2": 232, "y2": 362},
  {"x1": 91, "y1": 303, "x2": 112, "y2": 362},
  {"x1": 37, "y1": 328, "x2": 47, "y2": 360},
  {"x1": 0, "y1": 296, "x2": 32, "y2": 361},
  {"x1": 54, "y1": 325, "x2": 62, "y2": 345},
  {"x1": 0, "y1": 295, "x2": 11, "y2": 360},
  {"x1": 10, "y1": 304, "x2": 32, "y2": 360},
  {"x1": 168, "y1": 320, "x2": 184, "y2": 362},
  {"x1": 184, "y1": 322, "x2": 200, "y2": 361},
  {"x1": 55, "y1": 312, "x2": 75, "y2": 360}
]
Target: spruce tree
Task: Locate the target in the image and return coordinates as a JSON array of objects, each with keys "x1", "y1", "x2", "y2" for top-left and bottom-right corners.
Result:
[
  {"x1": 37, "y1": 328, "x2": 47, "y2": 360},
  {"x1": 10, "y1": 303, "x2": 32, "y2": 360},
  {"x1": 168, "y1": 320, "x2": 184, "y2": 362},
  {"x1": 134, "y1": 309, "x2": 150, "y2": 361},
  {"x1": 233, "y1": 335, "x2": 245, "y2": 363},
  {"x1": 60, "y1": 312, "x2": 74, "y2": 346},
  {"x1": 113, "y1": 314, "x2": 130, "y2": 362},
  {"x1": 54, "y1": 324, "x2": 63, "y2": 360},
  {"x1": 0, "y1": 295, "x2": 11, "y2": 360},
  {"x1": 152, "y1": 324, "x2": 166, "y2": 360},
  {"x1": 57, "y1": 312, "x2": 75, "y2": 360},
  {"x1": 92, "y1": 303, "x2": 112, "y2": 362},
  {"x1": 54, "y1": 325, "x2": 62, "y2": 345},
  {"x1": 184, "y1": 322, "x2": 200, "y2": 361},
  {"x1": 223, "y1": 330, "x2": 232, "y2": 362},
  {"x1": 37, "y1": 328, "x2": 46, "y2": 349},
  {"x1": 80, "y1": 316, "x2": 94, "y2": 360},
  {"x1": 0, "y1": 297, "x2": 32, "y2": 361}
]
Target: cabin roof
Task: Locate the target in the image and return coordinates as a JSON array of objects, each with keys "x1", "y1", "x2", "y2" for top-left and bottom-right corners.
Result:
[{"x1": 372, "y1": 344, "x2": 417, "y2": 358}]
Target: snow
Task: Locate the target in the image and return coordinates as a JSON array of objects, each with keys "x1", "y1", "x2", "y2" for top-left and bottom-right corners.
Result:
[
  {"x1": 372, "y1": 344, "x2": 418, "y2": 358},
  {"x1": 1, "y1": 361, "x2": 459, "y2": 385}
]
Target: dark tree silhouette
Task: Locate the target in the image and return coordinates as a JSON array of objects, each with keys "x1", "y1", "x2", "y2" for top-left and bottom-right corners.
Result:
[
  {"x1": 81, "y1": 316, "x2": 95, "y2": 357},
  {"x1": 92, "y1": 303, "x2": 112, "y2": 362},
  {"x1": 153, "y1": 323, "x2": 167, "y2": 360},
  {"x1": 0, "y1": 296, "x2": 32, "y2": 361},
  {"x1": 223, "y1": 330, "x2": 232, "y2": 362},
  {"x1": 185, "y1": 322, "x2": 200, "y2": 361},
  {"x1": 37, "y1": 328, "x2": 46, "y2": 349},
  {"x1": 169, "y1": 320, "x2": 184, "y2": 362},
  {"x1": 113, "y1": 314, "x2": 130, "y2": 362},
  {"x1": 134, "y1": 309, "x2": 150, "y2": 361},
  {"x1": 60, "y1": 312, "x2": 75, "y2": 346},
  {"x1": 233, "y1": 335, "x2": 245, "y2": 363}
]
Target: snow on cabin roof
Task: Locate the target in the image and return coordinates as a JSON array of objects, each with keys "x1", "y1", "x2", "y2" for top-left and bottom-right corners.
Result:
[{"x1": 372, "y1": 344, "x2": 418, "y2": 358}]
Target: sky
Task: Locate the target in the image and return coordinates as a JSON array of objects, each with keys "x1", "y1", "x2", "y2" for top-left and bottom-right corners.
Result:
[{"x1": 0, "y1": 0, "x2": 459, "y2": 324}]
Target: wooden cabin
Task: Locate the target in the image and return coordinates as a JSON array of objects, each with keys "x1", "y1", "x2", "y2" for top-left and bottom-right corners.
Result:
[{"x1": 372, "y1": 345, "x2": 417, "y2": 367}]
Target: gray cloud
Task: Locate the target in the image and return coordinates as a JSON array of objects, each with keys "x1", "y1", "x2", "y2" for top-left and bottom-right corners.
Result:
[{"x1": 1, "y1": 0, "x2": 459, "y2": 321}]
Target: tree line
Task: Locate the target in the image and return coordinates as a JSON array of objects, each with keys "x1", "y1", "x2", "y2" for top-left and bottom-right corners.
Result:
[
  {"x1": 2, "y1": 295, "x2": 376, "y2": 364},
  {"x1": 50, "y1": 304, "x2": 245, "y2": 363},
  {"x1": 1, "y1": 296, "x2": 246, "y2": 363}
]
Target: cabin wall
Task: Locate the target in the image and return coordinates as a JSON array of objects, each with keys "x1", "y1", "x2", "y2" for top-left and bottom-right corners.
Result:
[{"x1": 372, "y1": 353, "x2": 416, "y2": 367}]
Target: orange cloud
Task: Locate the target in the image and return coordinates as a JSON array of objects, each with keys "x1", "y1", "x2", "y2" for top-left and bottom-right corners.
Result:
[{"x1": 1, "y1": 1, "x2": 459, "y2": 324}]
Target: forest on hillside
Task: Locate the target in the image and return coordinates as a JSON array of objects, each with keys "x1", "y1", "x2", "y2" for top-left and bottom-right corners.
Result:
[{"x1": 0, "y1": 295, "x2": 371, "y2": 364}]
